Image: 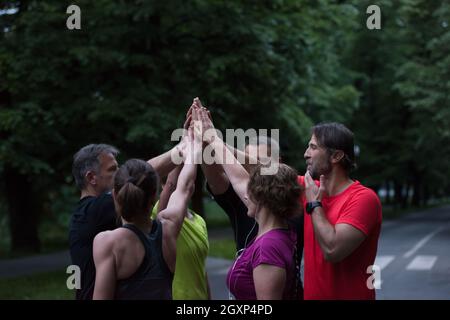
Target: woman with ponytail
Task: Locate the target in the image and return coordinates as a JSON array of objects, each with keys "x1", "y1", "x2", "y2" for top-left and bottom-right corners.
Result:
[{"x1": 92, "y1": 132, "x2": 199, "y2": 300}]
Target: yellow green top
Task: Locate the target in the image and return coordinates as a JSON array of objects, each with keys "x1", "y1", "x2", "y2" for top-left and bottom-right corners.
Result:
[{"x1": 152, "y1": 202, "x2": 209, "y2": 299}]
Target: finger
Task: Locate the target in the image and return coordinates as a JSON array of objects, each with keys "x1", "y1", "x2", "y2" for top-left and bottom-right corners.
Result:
[
  {"x1": 200, "y1": 108, "x2": 208, "y2": 123},
  {"x1": 319, "y1": 175, "x2": 327, "y2": 194},
  {"x1": 183, "y1": 114, "x2": 192, "y2": 130},
  {"x1": 188, "y1": 123, "x2": 194, "y2": 140},
  {"x1": 203, "y1": 110, "x2": 212, "y2": 130},
  {"x1": 194, "y1": 97, "x2": 204, "y2": 109},
  {"x1": 186, "y1": 105, "x2": 194, "y2": 118},
  {"x1": 304, "y1": 171, "x2": 313, "y2": 187},
  {"x1": 319, "y1": 175, "x2": 325, "y2": 188},
  {"x1": 192, "y1": 105, "x2": 199, "y2": 122}
]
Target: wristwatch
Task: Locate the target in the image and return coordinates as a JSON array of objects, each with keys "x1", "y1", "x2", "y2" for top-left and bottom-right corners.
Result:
[{"x1": 306, "y1": 201, "x2": 322, "y2": 214}]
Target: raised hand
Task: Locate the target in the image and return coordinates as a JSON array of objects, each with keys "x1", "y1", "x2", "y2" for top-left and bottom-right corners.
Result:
[
  {"x1": 304, "y1": 171, "x2": 327, "y2": 202},
  {"x1": 193, "y1": 97, "x2": 217, "y2": 145}
]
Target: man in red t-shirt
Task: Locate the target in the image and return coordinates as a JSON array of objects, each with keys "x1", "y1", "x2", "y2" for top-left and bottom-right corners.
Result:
[{"x1": 301, "y1": 122, "x2": 382, "y2": 300}]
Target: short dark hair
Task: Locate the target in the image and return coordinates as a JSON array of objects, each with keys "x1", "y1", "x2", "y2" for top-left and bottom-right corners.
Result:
[
  {"x1": 312, "y1": 122, "x2": 356, "y2": 173},
  {"x1": 247, "y1": 163, "x2": 302, "y2": 219},
  {"x1": 114, "y1": 159, "x2": 159, "y2": 222},
  {"x1": 72, "y1": 144, "x2": 119, "y2": 190}
]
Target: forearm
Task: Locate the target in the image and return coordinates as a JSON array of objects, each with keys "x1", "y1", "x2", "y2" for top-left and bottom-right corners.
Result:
[
  {"x1": 147, "y1": 147, "x2": 178, "y2": 179},
  {"x1": 158, "y1": 166, "x2": 183, "y2": 213},
  {"x1": 177, "y1": 150, "x2": 198, "y2": 194},
  {"x1": 211, "y1": 139, "x2": 249, "y2": 200},
  {"x1": 310, "y1": 207, "x2": 337, "y2": 258},
  {"x1": 225, "y1": 143, "x2": 259, "y2": 172},
  {"x1": 200, "y1": 162, "x2": 230, "y2": 195}
]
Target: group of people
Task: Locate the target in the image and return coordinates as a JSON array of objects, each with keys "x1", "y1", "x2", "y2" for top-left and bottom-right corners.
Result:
[{"x1": 68, "y1": 98, "x2": 382, "y2": 300}]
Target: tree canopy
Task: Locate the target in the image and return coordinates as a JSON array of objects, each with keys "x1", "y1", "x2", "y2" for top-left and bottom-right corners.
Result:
[{"x1": 0, "y1": 0, "x2": 448, "y2": 252}]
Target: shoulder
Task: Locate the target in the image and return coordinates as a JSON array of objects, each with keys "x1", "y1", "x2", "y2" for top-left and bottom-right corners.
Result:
[
  {"x1": 348, "y1": 182, "x2": 381, "y2": 206},
  {"x1": 250, "y1": 230, "x2": 294, "y2": 268},
  {"x1": 264, "y1": 229, "x2": 295, "y2": 245},
  {"x1": 191, "y1": 211, "x2": 206, "y2": 225},
  {"x1": 93, "y1": 228, "x2": 132, "y2": 251},
  {"x1": 255, "y1": 230, "x2": 295, "y2": 255},
  {"x1": 91, "y1": 192, "x2": 114, "y2": 205},
  {"x1": 86, "y1": 192, "x2": 114, "y2": 214},
  {"x1": 93, "y1": 230, "x2": 115, "y2": 257}
]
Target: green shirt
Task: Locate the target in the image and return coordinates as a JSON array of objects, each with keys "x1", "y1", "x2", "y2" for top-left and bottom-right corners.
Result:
[{"x1": 152, "y1": 202, "x2": 209, "y2": 299}]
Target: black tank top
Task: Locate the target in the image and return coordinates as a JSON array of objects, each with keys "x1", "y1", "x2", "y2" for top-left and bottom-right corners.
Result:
[{"x1": 115, "y1": 220, "x2": 173, "y2": 300}]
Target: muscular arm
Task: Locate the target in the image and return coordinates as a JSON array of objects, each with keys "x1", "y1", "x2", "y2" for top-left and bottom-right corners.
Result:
[
  {"x1": 304, "y1": 173, "x2": 367, "y2": 263},
  {"x1": 210, "y1": 138, "x2": 250, "y2": 205},
  {"x1": 158, "y1": 148, "x2": 198, "y2": 272},
  {"x1": 92, "y1": 232, "x2": 116, "y2": 300},
  {"x1": 157, "y1": 165, "x2": 183, "y2": 213},
  {"x1": 310, "y1": 208, "x2": 366, "y2": 263},
  {"x1": 253, "y1": 264, "x2": 286, "y2": 300},
  {"x1": 147, "y1": 146, "x2": 180, "y2": 179},
  {"x1": 200, "y1": 162, "x2": 230, "y2": 195},
  {"x1": 224, "y1": 143, "x2": 260, "y2": 173}
]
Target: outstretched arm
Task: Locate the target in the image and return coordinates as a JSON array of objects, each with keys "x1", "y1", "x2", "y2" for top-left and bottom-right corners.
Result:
[
  {"x1": 193, "y1": 99, "x2": 250, "y2": 205},
  {"x1": 158, "y1": 129, "x2": 200, "y2": 272},
  {"x1": 225, "y1": 143, "x2": 260, "y2": 172},
  {"x1": 201, "y1": 162, "x2": 230, "y2": 196},
  {"x1": 157, "y1": 165, "x2": 183, "y2": 213},
  {"x1": 209, "y1": 137, "x2": 250, "y2": 205}
]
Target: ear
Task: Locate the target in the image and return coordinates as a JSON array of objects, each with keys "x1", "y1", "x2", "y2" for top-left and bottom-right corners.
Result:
[
  {"x1": 85, "y1": 170, "x2": 97, "y2": 186},
  {"x1": 331, "y1": 150, "x2": 345, "y2": 164}
]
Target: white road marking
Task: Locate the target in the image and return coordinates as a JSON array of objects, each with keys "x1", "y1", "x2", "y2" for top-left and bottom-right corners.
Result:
[
  {"x1": 374, "y1": 255, "x2": 395, "y2": 270},
  {"x1": 403, "y1": 226, "x2": 444, "y2": 258},
  {"x1": 372, "y1": 255, "x2": 396, "y2": 288},
  {"x1": 406, "y1": 255, "x2": 437, "y2": 270}
]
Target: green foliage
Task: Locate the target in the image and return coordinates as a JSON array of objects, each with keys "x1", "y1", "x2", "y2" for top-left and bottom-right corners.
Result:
[{"x1": 0, "y1": 270, "x2": 74, "y2": 299}]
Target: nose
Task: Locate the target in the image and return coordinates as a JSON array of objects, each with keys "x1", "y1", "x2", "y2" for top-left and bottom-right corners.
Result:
[{"x1": 304, "y1": 148, "x2": 310, "y2": 160}]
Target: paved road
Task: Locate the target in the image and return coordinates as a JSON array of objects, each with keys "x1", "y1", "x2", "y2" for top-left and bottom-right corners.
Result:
[
  {"x1": 1, "y1": 205, "x2": 449, "y2": 299},
  {"x1": 373, "y1": 205, "x2": 450, "y2": 299}
]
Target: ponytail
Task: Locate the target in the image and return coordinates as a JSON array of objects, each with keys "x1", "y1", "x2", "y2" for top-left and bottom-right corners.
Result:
[{"x1": 114, "y1": 159, "x2": 159, "y2": 222}]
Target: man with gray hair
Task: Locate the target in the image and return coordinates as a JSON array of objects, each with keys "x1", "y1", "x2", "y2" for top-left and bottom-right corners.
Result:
[{"x1": 69, "y1": 143, "x2": 181, "y2": 300}]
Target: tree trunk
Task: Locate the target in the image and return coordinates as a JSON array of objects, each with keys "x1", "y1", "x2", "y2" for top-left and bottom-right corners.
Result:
[
  {"x1": 412, "y1": 175, "x2": 422, "y2": 207},
  {"x1": 393, "y1": 180, "x2": 403, "y2": 210},
  {"x1": 422, "y1": 185, "x2": 429, "y2": 207},
  {"x1": 386, "y1": 181, "x2": 393, "y2": 205},
  {"x1": 402, "y1": 182, "x2": 410, "y2": 209},
  {"x1": 191, "y1": 169, "x2": 204, "y2": 217},
  {"x1": 4, "y1": 166, "x2": 40, "y2": 253}
]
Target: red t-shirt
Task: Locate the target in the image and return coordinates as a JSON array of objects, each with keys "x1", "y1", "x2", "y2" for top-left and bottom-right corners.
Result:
[{"x1": 299, "y1": 176, "x2": 382, "y2": 300}]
